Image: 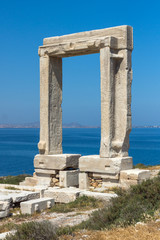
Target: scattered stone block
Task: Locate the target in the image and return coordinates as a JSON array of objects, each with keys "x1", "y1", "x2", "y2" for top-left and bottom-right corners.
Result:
[
  {"x1": 0, "y1": 209, "x2": 10, "y2": 218},
  {"x1": 0, "y1": 195, "x2": 12, "y2": 203},
  {"x1": 20, "y1": 198, "x2": 54, "y2": 214},
  {"x1": 80, "y1": 191, "x2": 117, "y2": 202},
  {"x1": 0, "y1": 200, "x2": 10, "y2": 219},
  {"x1": 11, "y1": 192, "x2": 40, "y2": 203},
  {"x1": 0, "y1": 184, "x2": 47, "y2": 192},
  {"x1": 44, "y1": 187, "x2": 80, "y2": 203},
  {"x1": 79, "y1": 172, "x2": 89, "y2": 190},
  {"x1": 34, "y1": 154, "x2": 81, "y2": 170},
  {"x1": 0, "y1": 190, "x2": 40, "y2": 203},
  {"x1": 150, "y1": 170, "x2": 160, "y2": 178},
  {"x1": 0, "y1": 201, "x2": 10, "y2": 211},
  {"x1": 120, "y1": 169, "x2": 151, "y2": 186},
  {"x1": 59, "y1": 170, "x2": 79, "y2": 187},
  {"x1": 0, "y1": 230, "x2": 16, "y2": 239}
]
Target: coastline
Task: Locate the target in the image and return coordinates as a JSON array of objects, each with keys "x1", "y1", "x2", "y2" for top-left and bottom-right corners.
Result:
[{"x1": 0, "y1": 125, "x2": 160, "y2": 129}]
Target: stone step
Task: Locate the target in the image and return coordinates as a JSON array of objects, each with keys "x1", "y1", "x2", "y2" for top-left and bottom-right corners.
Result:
[{"x1": 20, "y1": 177, "x2": 38, "y2": 186}]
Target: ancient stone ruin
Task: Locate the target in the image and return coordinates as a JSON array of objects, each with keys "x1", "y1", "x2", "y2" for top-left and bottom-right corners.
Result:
[
  {"x1": 22, "y1": 25, "x2": 138, "y2": 189},
  {"x1": 1, "y1": 25, "x2": 156, "y2": 220},
  {"x1": 1, "y1": 25, "x2": 158, "y2": 223}
]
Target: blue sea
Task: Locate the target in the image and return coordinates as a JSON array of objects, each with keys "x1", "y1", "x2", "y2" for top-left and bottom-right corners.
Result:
[{"x1": 0, "y1": 128, "x2": 160, "y2": 176}]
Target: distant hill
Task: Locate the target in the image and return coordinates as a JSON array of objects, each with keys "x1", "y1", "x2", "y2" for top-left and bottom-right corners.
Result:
[{"x1": 0, "y1": 122, "x2": 40, "y2": 128}]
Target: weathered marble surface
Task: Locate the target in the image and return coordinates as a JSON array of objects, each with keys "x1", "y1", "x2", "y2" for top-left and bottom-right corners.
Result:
[
  {"x1": 79, "y1": 155, "x2": 133, "y2": 173},
  {"x1": 34, "y1": 154, "x2": 80, "y2": 170},
  {"x1": 38, "y1": 25, "x2": 133, "y2": 159},
  {"x1": 26, "y1": 25, "x2": 134, "y2": 188}
]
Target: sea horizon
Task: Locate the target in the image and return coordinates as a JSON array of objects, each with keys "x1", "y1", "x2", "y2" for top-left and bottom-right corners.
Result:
[{"x1": 0, "y1": 128, "x2": 160, "y2": 177}]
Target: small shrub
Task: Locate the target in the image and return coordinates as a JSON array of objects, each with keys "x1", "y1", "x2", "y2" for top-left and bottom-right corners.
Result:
[
  {"x1": 5, "y1": 221, "x2": 57, "y2": 240},
  {"x1": 74, "y1": 176, "x2": 160, "y2": 230},
  {"x1": 56, "y1": 226, "x2": 76, "y2": 236},
  {"x1": 0, "y1": 223, "x2": 16, "y2": 234}
]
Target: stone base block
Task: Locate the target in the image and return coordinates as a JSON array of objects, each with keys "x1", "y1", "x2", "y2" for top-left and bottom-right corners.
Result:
[
  {"x1": 44, "y1": 187, "x2": 80, "y2": 203},
  {"x1": 120, "y1": 169, "x2": 151, "y2": 186},
  {"x1": 34, "y1": 154, "x2": 81, "y2": 170},
  {"x1": 79, "y1": 173, "x2": 89, "y2": 190},
  {"x1": 92, "y1": 172, "x2": 119, "y2": 180},
  {"x1": 59, "y1": 170, "x2": 79, "y2": 188},
  {"x1": 20, "y1": 198, "x2": 55, "y2": 214},
  {"x1": 79, "y1": 155, "x2": 133, "y2": 174}
]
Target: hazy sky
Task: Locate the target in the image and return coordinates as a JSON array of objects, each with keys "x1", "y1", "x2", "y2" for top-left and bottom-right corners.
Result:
[{"x1": 0, "y1": 0, "x2": 160, "y2": 126}]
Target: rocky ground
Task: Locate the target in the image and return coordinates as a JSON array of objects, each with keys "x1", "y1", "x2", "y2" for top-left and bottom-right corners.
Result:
[
  {"x1": 59, "y1": 220, "x2": 160, "y2": 240},
  {"x1": 1, "y1": 210, "x2": 160, "y2": 240},
  {"x1": 0, "y1": 208, "x2": 95, "y2": 229}
]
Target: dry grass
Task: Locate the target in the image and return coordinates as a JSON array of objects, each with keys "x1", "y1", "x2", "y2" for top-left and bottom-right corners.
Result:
[
  {"x1": 60, "y1": 220, "x2": 160, "y2": 240},
  {"x1": 49, "y1": 196, "x2": 103, "y2": 213},
  {"x1": 134, "y1": 163, "x2": 160, "y2": 170},
  {"x1": 0, "y1": 174, "x2": 31, "y2": 185},
  {"x1": 147, "y1": 165, "x2": 160, "y2": 170}
]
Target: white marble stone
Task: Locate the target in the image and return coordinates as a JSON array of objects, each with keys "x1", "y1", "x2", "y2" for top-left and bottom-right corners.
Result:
[
  {"x1": 79, "y1": 173, "x2": 89, "y2": 190},
  {"x1": 20, "y1": 198, "x2": 55, "y2": 214},
  {"x1": 59, "y1": 170, "x2": 79, "y2": 187},
  {"x1": 34, "y1": 154, "x2": 80, "y2": 170},
  {"x1": 79, "y1": 155, "x2": 133, "y2": 173},
  {"x1": 44, "y1": 187, "x2": 80, "y2": 203},
  {"x1": 80, "y1": 191, "x2": 117, "y2": 202},
  {"x1": 0, "y1": 209, "x2": 9, "y2": 219},
  {"x1": 120, "y1": 169, "x2": 151, "y2": 186},
  {"x1": 0, "y1": 190, "x2": 40, "y2": 203}
]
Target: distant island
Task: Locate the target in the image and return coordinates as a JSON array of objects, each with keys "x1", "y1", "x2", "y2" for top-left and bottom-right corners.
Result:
[
  {"x1": 0, "y1": 122, "x2": 100, "y2": 129},
  {"x1": 0, "y1": 122, "x2": 160, "y2": 129},
  {"x1": 133, "y1": 125, "x2": 160, "y2": 129},
  {"x1": 62, "y1": 122, "x2": 100, "y2": 128}
]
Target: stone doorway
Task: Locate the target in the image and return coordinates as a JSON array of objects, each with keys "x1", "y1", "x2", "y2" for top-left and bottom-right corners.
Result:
[{"x1": 22, "y1": 25, "x2": 134, "y2": 189}]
